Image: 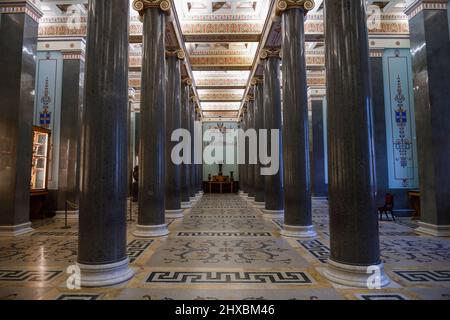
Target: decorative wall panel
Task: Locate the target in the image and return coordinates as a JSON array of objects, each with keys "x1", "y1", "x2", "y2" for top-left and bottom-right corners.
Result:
[
  {"x1": 383, "y1": 49, "x2": 418, "y2": 189},
  {"x1": 33, "y1": 51, "x2": 63, "y2": 190}
]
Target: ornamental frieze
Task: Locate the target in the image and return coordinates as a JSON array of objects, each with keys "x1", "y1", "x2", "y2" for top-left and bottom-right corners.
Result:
[
  {"x1": 190, "y1": 56, "x2": 254, "y2": 66},
  {"x1": 37, "y1": 17, "x2": 408, "y2": 39}
]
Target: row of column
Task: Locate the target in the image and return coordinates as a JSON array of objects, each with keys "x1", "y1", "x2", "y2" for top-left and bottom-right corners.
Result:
[
  {"x1": 77, "y1": 0, "x2": 204, "y2": 286},
  {"x1": 239, "y1": 0, "x2": 389, "y2": 287},
  {"x1": 1, "y1": 0, "x2": 448, "y2": 288}
]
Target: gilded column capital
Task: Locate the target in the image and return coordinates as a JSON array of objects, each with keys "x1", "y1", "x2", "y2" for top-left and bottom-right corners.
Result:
[
  {"x1": 166, "y1": 49, "x2": 186, "y2": 60},
  {"x1": 182, "y1": 77, "x2": 193, "y2": 86},
  {"x1": 276, "y1": 0, "x2": 315, "y2": 15},
  {"x1": 259, "y1": 48, "x2": 282, "y2": 60},
  {"x1": 245, "y1": 95, "x2": 255, "y2": 102},
  {"x1": 132, "y1": 0, "x2": 171, "y2": 19},
  {"x1": 251, "y1": 77, "x2": 264, "y2": 86},
  {"x1": 190, "y1": 95, "x2": 198, "y2": 103}
]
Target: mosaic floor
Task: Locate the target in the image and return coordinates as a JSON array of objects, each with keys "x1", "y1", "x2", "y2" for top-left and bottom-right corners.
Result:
[{"x1": 0, "y1": 194, "x2": 449, "y2": 300}]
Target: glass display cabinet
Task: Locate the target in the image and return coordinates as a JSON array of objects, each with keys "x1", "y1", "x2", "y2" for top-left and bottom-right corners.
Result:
[
  {"x1": 30, "y1": 126, "x2": 51, "y2": 219},
  {"x1": 30, "y1": 126, "x2": 51, "y2": 193}
]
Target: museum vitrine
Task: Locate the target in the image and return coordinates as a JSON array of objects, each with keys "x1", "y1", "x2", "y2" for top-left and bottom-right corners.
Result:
[{"x1": 30, "y1": 126, "x2": 51, "y2": 192}]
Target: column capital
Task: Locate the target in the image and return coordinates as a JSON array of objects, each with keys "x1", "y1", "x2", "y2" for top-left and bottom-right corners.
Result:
[
  {"x1": 404, "y1": 0, "x2": 448, "y2": 19},
  {"x1": 129, "y1": 88, "x2": 137, "y2": 101},
  {"x1": 245, "y1": 95, "x2": 255, "y2": 102},
  {"x1": 276, "y1": 0, "x2": 315, "y2": 16},
  {"x1": 166, "y1": 49, "x2": 185, "y2": 60},
  {"x1": 251, "y1": 77, "x2": 264, "y2": 86},
  {"x1": 182, "y1": 77, "x2": 193, "y2": 86},
  {"x1": 190, "y1": 95, "x2": 198, "y2": 104},
  {"x1": 0, "y1": 0, "x2": 43, "y2": 23},
  {"x1": 260, "y1": 48, "x2": 281, "y2": 60},
  {"x1": 132, "y1": 0, "x2": 171, "y2": 19}
]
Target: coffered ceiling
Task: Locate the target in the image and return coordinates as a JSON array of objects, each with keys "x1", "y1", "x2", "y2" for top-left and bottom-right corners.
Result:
[
  {"x1": 174, "y1": 0, "x2": 271, "y2": 122},
  {"x1": 35, "y1": 0, "x2": 410, "y2": 122}
]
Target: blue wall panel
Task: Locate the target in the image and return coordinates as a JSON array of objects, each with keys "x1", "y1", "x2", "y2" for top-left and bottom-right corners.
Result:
[
  {"x1": 34, "y1": 51, "x2": 63, "y2": 190},
  {"x1": 383, "y1": 49, "x2": 419, "y2": 189}
]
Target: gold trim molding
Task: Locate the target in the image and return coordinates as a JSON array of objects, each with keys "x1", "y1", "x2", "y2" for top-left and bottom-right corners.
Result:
[{"x1": 276, "y1": 0, "x2": 315, "y2": 15}]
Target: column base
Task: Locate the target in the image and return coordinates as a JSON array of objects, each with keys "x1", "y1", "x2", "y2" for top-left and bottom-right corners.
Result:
[
  {"x1": 246, "y1": 196, "x2": 255, "y2": 202},
  {"x1": 240, "y1": 192, "x2": 248, "y2": 198},
  {"x1": 181, "y1": 201, "x2": 192, "y2": 209},
  {"x1": 262, "y1": 209, "x2": 284, "y2": 219},
  {"x1": 198, "y1": 191, "x2": 204, "y2": 195},
  {"x1": 252, "y1": 201, "x2": 265, "y2": 209},
  {"x1": 133, "y1": 224, "x2": 169, "y2": 238},
  {"x1": 416, "y1": 222, "x2": 450, "y2": 237},
  {"x1": 55, "y1": 210, "x2": 79, "y2": 219},
  {"x1": 189, "y1": 196, "x2": 197, "y2": 203},
  {"x1": 165, "y1": 209, "x2": 184, "y2": 219},
  {"x1": 0, "y1": 222, "x2": 34, "y2": 237},
  {"x1": 77, "y1": 257, "x2": 134, "y2": 288},
  {"x1": 324, "y1": 259, "x2": 390, "y2": 288},
  {"x1": 281, "y1": 224, "x2": 317, "y2": 238}
]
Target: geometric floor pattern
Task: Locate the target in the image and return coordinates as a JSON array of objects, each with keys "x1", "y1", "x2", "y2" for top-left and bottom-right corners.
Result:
[{"x1": 0, "y1": 194, "x2": 449, "y2": 300}]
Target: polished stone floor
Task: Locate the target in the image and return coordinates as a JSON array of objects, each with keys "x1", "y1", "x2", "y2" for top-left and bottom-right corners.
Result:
[{"x1": 0, "y1": 194, "x2": 449, "y2": 300}]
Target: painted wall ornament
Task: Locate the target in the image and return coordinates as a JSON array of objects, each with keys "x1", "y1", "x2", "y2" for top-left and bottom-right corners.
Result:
[
  {"x1": 393, "y1": 75, "x2": 412, "y2": 175},
  {"x1": 383, "y1": 48, "x2": 419, "y2": 189},
  {"x1": 39, "y1": 78, "x2": 52, "y2": 128}
]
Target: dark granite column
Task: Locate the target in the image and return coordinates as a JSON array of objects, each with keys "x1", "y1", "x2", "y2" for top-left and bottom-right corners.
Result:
[
  {"x1": 323, "y1": 0, "x2": 389, "y2": 287},
  {"x1": 56, "y1": 48, "x2": 85, "y2": 216},
  {"x1": 189, "y1": 98, "x2": 197, "y2": 201},
  {"x1": 310, "y1": 94, "x2": 328, "y2": 198},
  {"x1": 246, "y1": 96, "x2": 255, "y2": 201},
  {"x1": 252, "y1": 78, "x2": 265, "y2": 207},
  {"x1": 127, "y1": 90, "x2": 136, "y2": 197},
  {"x1": 0, "y1": 1, "x2": 41, "y2": 236},
  {"x1": 196, "y1": 111, "x2": 204, "y2": 195},
  {"x1": 239, "y1": 110, "x2": 249, "y2": 196},
  {"x1": 165, "y1": 50, "x2": 183, "y2": 219},
  {"x1": 133, "y1": 0, "x2": 170, "y2": 237},
  {"x1": 279, "y1": 2, "x2": 316, "y2": 238},
  {"x1": 77, "y1": 0, "x2": 134, "y2": 287},
  {"x1": 261, "y1": 50, "x2": 284, "y2": 217},
  {"x1": 405, "y1": 0, "x2": 450, "y2": 236},
  {"x1": 238, "y1": 119, "x2": 245, "y2": 194},
  {"x1": 180, "y1": 78, "x2": 192, "y2": 208}
]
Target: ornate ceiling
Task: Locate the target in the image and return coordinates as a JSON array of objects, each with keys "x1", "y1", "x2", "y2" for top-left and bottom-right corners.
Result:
[
  {"x1": 35, "y1": 0, "x2": 411, "y2": 122},
  {"x1": 174, "y1": 0, "x2": 271, "y2": 122}
]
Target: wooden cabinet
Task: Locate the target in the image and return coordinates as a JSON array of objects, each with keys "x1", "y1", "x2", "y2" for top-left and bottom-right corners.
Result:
[
  {"x1": 408, "y1": 190, "x2": 421, "y2": 220},
  {"x1": 30, "y1": 126, "x2": 51, "y2": 219}
]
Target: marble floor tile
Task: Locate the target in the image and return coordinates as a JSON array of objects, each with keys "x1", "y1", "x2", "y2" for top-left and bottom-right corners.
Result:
[{"x1": 0, "y1": 194, "x2": 449, "y2": 300}]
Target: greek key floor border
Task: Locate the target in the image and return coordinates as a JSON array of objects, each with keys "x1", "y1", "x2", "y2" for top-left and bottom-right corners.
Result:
[{"x1": 146, "y1": 271, "x2": 313, "y2": 284}]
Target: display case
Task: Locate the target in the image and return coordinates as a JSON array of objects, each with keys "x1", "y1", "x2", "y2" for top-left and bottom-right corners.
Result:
[{"x1": 30, "y1": 126, "x2": 51, "y2": 193}]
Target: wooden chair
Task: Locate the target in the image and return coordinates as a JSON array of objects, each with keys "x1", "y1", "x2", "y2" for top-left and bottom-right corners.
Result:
[{"x1": 378, "y1": 193, "x2": 395, "y2": 221}]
